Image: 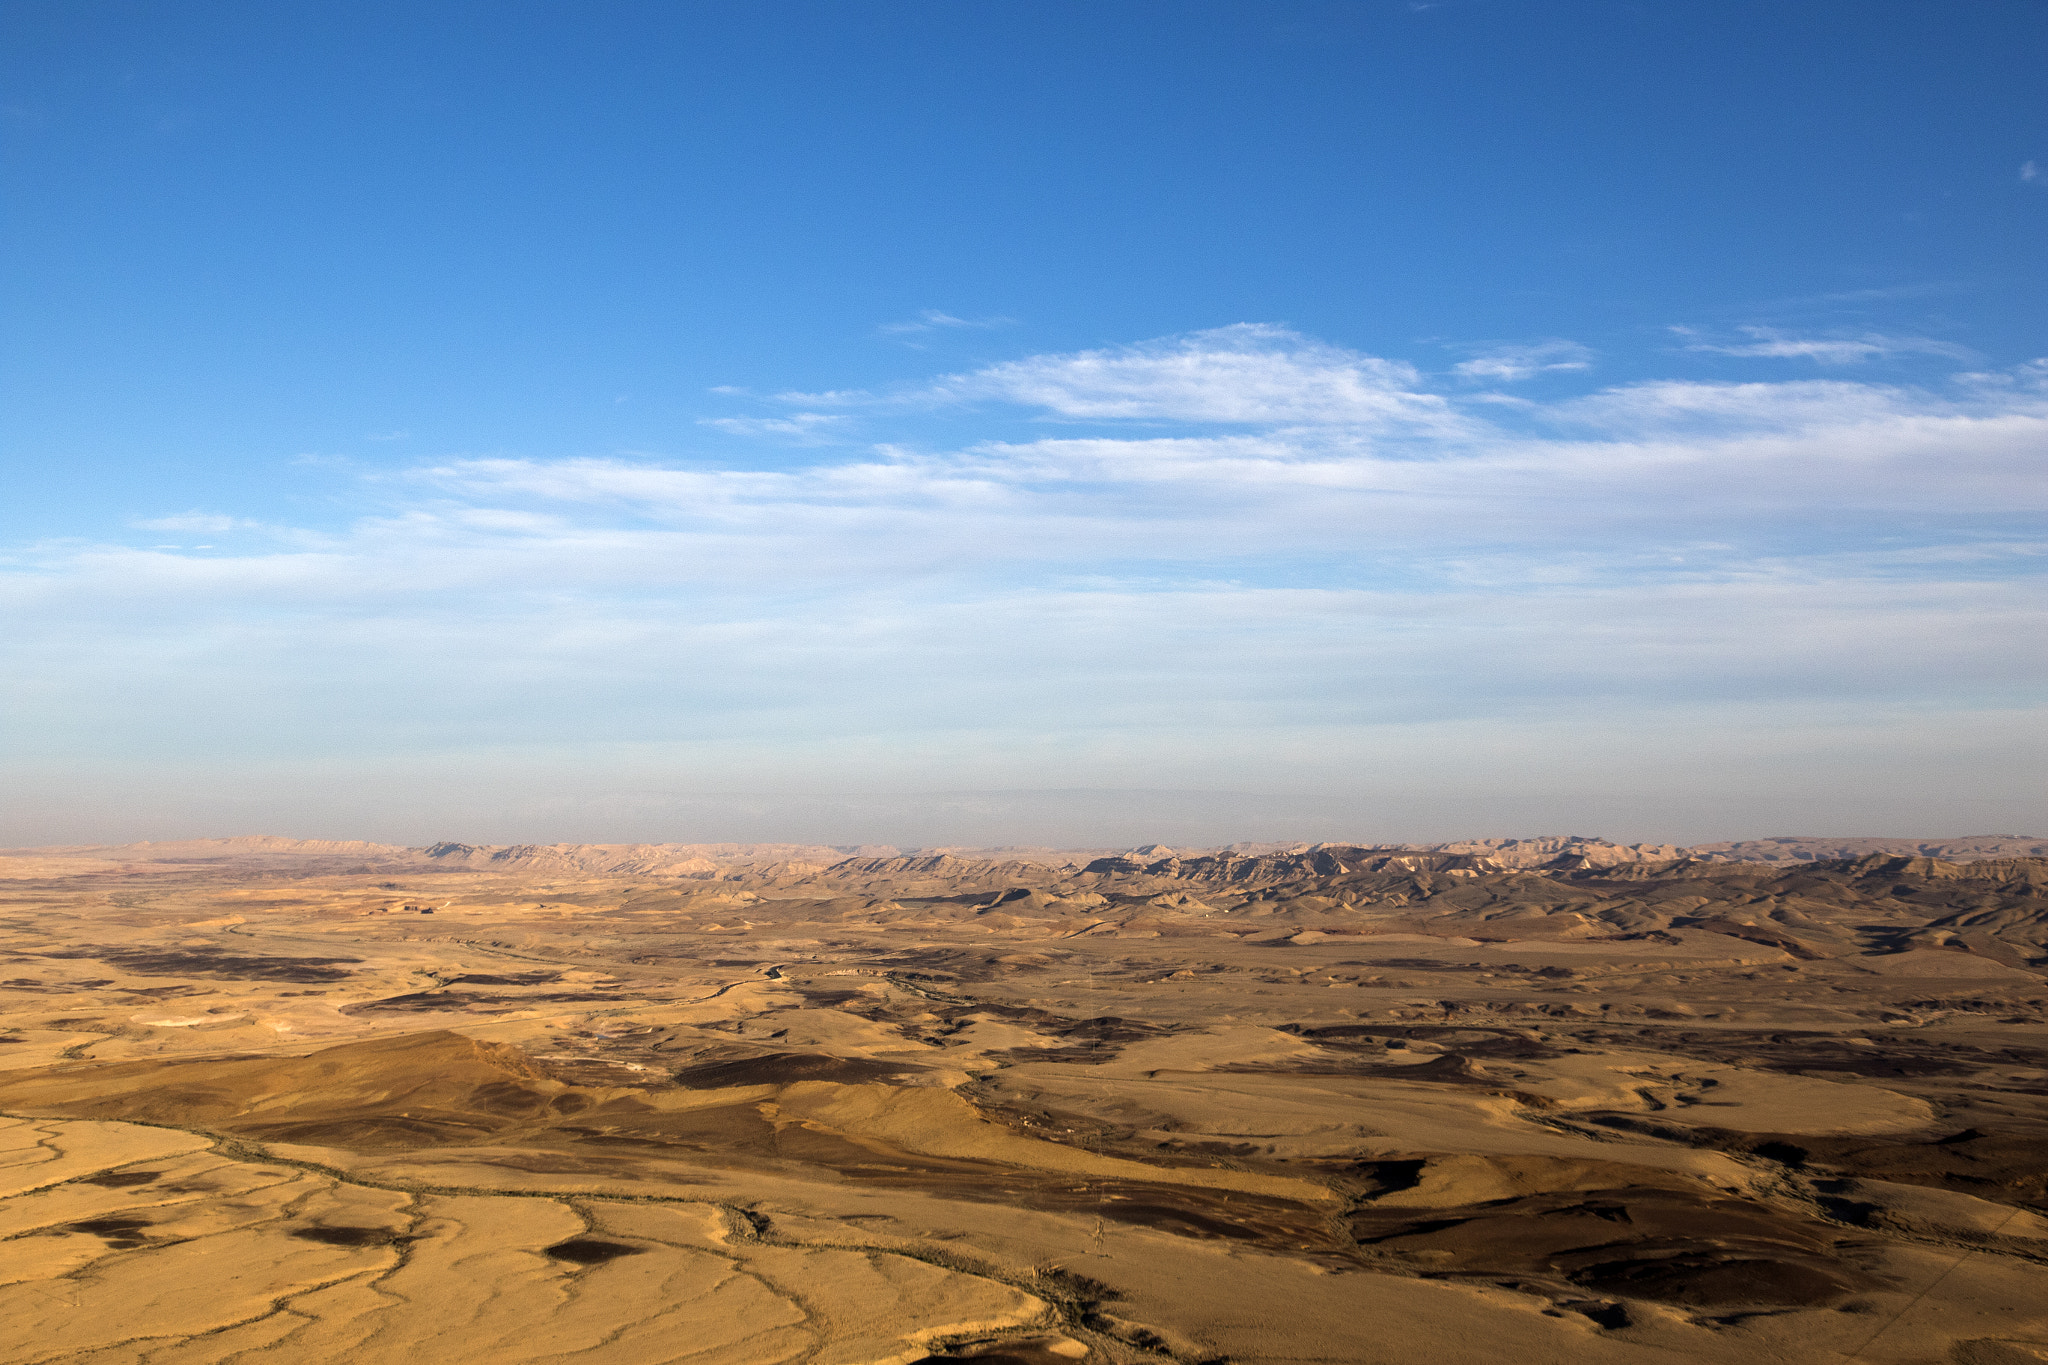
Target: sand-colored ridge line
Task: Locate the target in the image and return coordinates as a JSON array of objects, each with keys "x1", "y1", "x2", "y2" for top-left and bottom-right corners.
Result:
[
  {"x1": 0, "y1": 1109, "x2": 1190, "y2": 1365},
  {"x1": 0, "y1": 1030, "x2": 1342, "y2": 1210}
]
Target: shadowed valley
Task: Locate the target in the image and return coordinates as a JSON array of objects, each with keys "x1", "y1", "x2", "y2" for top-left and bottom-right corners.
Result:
[{"x1": 2, "y1": 835, "x2": 2046, "y2": 1364}]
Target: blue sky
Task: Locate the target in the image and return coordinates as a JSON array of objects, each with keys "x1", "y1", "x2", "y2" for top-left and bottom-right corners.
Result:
[{"x1": 2, "y1": 0, "x2": 2044, "y2": 846}]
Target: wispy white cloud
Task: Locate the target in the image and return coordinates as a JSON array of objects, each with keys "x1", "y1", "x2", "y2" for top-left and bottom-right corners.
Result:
[
  {"x1": 6, "y1": 326, "x2": 2045, "y2": 836},
  {"x1": 1751, "y1": 281, "x2": 1961, "y2": 309},
  {"x1": 697, "y1": 412, "x2": 851, "y2": 442},
  {"x1": 132, "y1": 512, "x2": 250, "y2": 534},
  {"x1": 2023, "y1": 160, "x2": 2040, "y2": 183},
  {"x1": 1540, "y1": 377, "x2": 1921, "y2": 435},
  {"x1": 928, "y1": 324, "x2": 1456, "y2": 428},
  {"x1": 779, "y1": 324, "x2": 1474, "y2": 438},
  {"x1": 1676, "y1": 324, "x2": 1977, "y2": 365},
  {"x1": 1450, "y1": 339, "x2": 1593, "y2": 381},
  {"x1": 877, "y1": 309, "x2": 1017, "y2": 336}
]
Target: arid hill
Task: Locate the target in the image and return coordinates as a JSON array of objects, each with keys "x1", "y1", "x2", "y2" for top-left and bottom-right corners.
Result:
[{"x1": 2, "y1": 838, "x2": 2046, "y2": 1363}]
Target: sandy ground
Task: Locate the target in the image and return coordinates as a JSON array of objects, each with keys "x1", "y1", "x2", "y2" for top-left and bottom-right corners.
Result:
[{"x1": 1, "y1": 842, "x2": 2045, "y2": 1364}]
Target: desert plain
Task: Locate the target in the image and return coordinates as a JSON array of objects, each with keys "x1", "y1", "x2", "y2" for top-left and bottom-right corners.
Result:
[{"x1": 1, "y1": 832, "x2": 2047, "y2": 1365}]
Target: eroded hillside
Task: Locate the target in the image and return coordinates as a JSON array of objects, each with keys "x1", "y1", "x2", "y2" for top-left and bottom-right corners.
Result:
[{"x1": 1, "y1": 841, "x2": 2046, "y2": 1364}]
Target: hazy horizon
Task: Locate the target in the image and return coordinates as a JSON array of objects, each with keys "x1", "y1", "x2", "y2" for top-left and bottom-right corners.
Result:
[{"x1": 5, "y1": 785, "x2": 2041, "y2": 856}]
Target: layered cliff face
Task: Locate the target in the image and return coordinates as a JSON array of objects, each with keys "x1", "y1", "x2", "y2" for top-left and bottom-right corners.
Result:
[
  {"x1": 3, "y1": 833, "x2": 2047, "y2": 1364},
  {"x1": 1414, "y1": 835, "x2": 1694, "y2": 867}
]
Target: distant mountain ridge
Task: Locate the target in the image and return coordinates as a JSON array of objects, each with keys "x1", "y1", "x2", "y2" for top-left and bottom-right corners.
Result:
[
  {"x1": 4, "y1": 831, "x2": 2043, "y2": 876},
  {"x1": 1686, "y1": 835, "x2": 2048, "y2": 864}
]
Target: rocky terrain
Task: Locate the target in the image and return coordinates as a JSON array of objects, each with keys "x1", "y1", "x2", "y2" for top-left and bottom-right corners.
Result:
[{"x1": 1, "y1": 835, "x2": 2046, "y2": 1364}]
